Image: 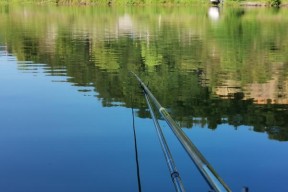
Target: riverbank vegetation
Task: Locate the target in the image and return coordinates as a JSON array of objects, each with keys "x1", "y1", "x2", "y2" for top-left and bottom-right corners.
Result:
[
  {"x1": 1, "y1": 0, "x2": 203, "y2": 5},
  {"x1": 1, "y1": 0, "x2": 288, "y2": 7}
]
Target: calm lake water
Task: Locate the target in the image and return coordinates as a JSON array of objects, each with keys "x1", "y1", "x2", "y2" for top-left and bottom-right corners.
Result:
[{"x1": 1, "y1": 4, "x2": 288, "y2": 192}]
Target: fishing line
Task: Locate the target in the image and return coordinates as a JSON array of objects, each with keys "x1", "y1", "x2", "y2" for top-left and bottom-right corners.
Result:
[
  {"x1": 131, "y1": 72, "x2": 231, "y2": 192},
  {"x1": 131, "y1": 76, "x2": 142, "y2": 192}
]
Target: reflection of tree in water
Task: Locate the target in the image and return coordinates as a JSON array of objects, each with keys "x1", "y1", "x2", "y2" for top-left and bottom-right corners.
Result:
[
  {"x1": 1, "y1": 6, "x2": 288, "y2": 141},
  {"x1": 59, "y1": 34, "x2": 288, "y2": 141},
  {"x1": 8, "y1": 35, "x2": 288, "y2": 141}
]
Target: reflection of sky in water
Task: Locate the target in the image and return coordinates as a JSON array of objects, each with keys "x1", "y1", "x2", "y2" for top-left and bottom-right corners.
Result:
[
  {"x1": 0, "y1": 47, "x2": 143, "y2": 192},
  {"x1": 2, "y1": 48, "x2": 287, "y2": 192},
  {"x1": 185, "y1": 124, "x2": 288, "y2": 192},
  {"x1": 1, "y1": 6, "x2": 288, "y2": 191}
]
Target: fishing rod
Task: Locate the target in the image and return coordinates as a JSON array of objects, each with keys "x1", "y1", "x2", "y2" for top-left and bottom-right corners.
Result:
[
  {"x1": 132, "y1": 72, "x2": 231, "y2": 192},
  {"x1": 144, "y1": 90, "x2": 185, "y2": 192}
]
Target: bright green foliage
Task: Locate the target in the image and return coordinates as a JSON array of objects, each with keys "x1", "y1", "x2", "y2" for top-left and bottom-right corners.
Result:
[
  {"x1": 0, "y1": 0, "x2": 204, "y2": 5},
  {"x1": 267, "y1": 0, "x2": 281, "y2": 6}
]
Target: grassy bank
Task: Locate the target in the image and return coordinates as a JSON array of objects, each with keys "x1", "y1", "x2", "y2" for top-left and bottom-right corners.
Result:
[
  {"x1": 1, "y1": 0, "x2": 288, "y2": 6},
  {"x1": 0, "y1": 0, "x2": 201, "y2": 5}
]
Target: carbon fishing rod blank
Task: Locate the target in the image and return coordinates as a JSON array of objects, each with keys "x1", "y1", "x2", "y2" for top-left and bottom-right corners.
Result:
[
  {"x1": 132, "y1": 72, "x2": 231, "y2": 192},
  {"x1": 144, "y1": 92, "x2": 185, "y2": 192}
]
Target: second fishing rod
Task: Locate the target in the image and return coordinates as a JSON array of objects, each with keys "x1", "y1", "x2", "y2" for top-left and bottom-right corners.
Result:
[
  {"x1": 143, "y1": 89, "x2": 185, "y2": 192},
  {"x1": 132, "y1": 72, "x2": 231, "y2": 192}
]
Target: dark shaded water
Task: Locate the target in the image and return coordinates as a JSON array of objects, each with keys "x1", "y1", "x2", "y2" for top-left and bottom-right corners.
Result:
[{"x1": 1, "y1": 5, "x2": 288, "y2": 192}]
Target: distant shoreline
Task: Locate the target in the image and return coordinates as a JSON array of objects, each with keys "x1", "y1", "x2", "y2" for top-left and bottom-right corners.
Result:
[
  {"x1": 240, "y1": 1, "x2": 288, "y2": 7},
  {"x1": 1, "y1": 0, "x2": 288, "y2": 7}
]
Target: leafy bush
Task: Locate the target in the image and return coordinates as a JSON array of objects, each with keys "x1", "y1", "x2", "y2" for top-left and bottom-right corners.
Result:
[{"x1": 268, "y1": 0, "x2": 281, "y2": 7}]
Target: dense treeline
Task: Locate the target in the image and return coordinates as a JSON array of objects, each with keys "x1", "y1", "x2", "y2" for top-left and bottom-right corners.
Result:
[{"x1": 1, "y1": 6, "x2": 288, "y2": 140}]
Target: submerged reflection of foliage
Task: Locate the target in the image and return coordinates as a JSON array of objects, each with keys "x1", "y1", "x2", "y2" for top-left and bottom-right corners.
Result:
[{"x1": 1, "y1": 6, "x2": 288, "y2": 141}]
